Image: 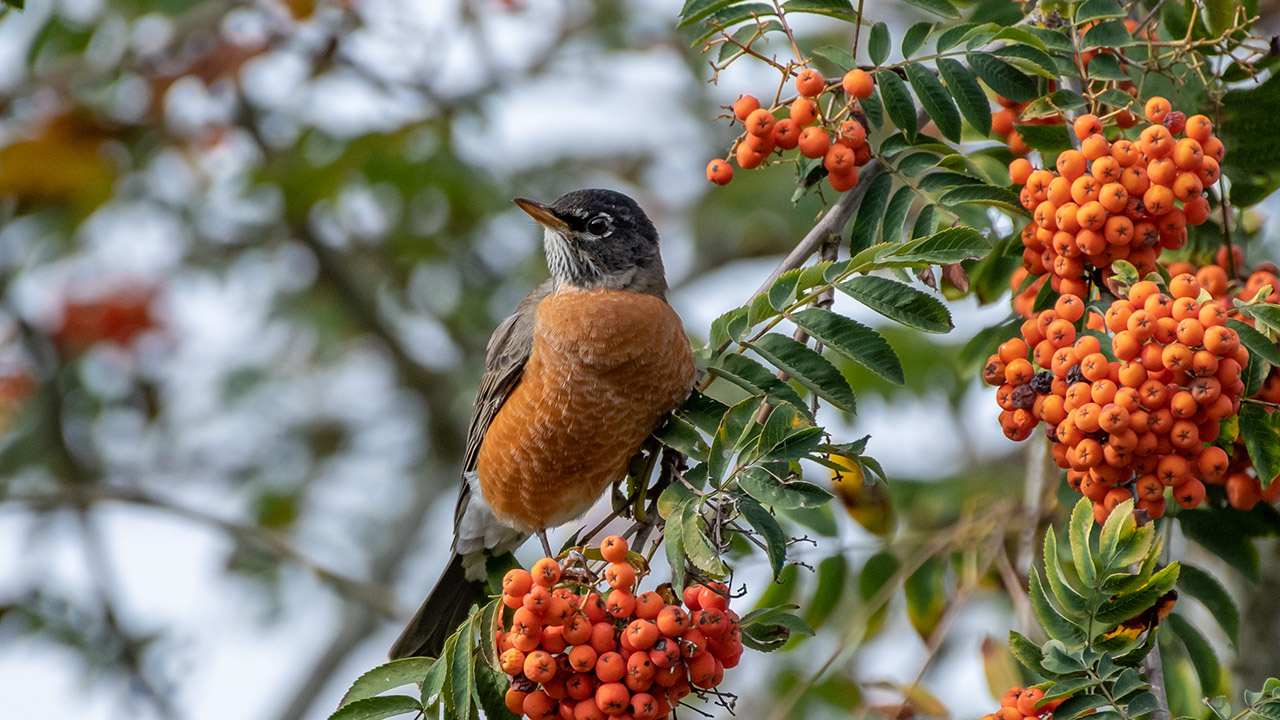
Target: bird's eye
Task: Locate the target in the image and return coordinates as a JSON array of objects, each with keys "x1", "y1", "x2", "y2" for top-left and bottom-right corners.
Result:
[{"x1": 586, "y1": 216, "x2": 611, "y2": 235}]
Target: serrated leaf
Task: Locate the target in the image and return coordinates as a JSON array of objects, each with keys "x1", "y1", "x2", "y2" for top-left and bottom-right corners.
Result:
[
  {"x1": 1167, "y1": 614, "x2": 1223, "y2": 695},
  {"x1": 901, "y1": 22, "x2": 933, "y2": 57},
  {"x1": 1125, "y1": 692, "x2": 1162, "y2": 717},
  {"x1": 691, "y1": 3, "x2": 777, "y2": 45},
  {"x1": 1243, "y1": 304, "x2": 1280, "y2": 336},
  {"x1": 881, "y1": 185, "x2": 915, "y2": 244},
  {"x1": 897, "y1": 150, "x2": 940, "y2": 177},
  {"x1": 738, "y1": 495, "x2": 787, "y2": 578},
  {"x1": 1095, "y1": 563, "x2": 1180, "y2": 626},
  {"x1": 877, "y1": 69, "x2": 918, "y2": 140},
  {"x1": 656, "y1": 413, "x2": 710, "y2": 461},
  {"x1": 665, "y1": 499, "x2": 688, "y2": 590},
  {"x1": 769, "y1": 269, "x2": 802, "y2": 311},
  {"x1": 938, "y1": 183, "x2": 1028, "y2": 215},
  {"x1": 911, "y1": 204, "x2": 938, "y2": 239},
  {"x1": 1111, "y1": 667, "x2": 1143, "y2": 699},
  {"x1": 935, "y1": 22, "x2": 978, "y2": 52},
  {"x1": 678, "y1": 0, "x2": 740, "y2": 26},
  {"x1": 340, "y1": 658, "x2": 436, "y2": 707},
  {"x1": 1081, "y1": 20, "x2": 1135, "y2": 50},
  {"x1": 1075, "y1": 0, "x2": 1126, "y2": 22},
  {"x1": 1014, "y1": 123, "x2": 1074, "y2": 153},
  {"x1": 791, "y1": 308, "x2": 905, "y2": 384},
  {"x1": 1229, "y1": 318, "x2": 1280, "y2": 366},
  {"x1": 905, "y1": 556, "x2": 947, "y2": 639},
  {"x1": 887, "y1": 226, "x2": 993, "y2": 264},
  {"x1": 477, "y1": 599, "x2": 503, "y2": 673},
  {"x1": 919, "y1": 170, "x2": 983, "y2": 191},
  {"x1": 868, "y1": 21, "x2": 890, "y2": 65},
  {"x1": 837, "y1": 275, "x2": 952, "y2": 333},
  {"x1": 1086, "y1": 52, "x2": 1129, "y2": 80},
  {"x1": 678, "y1": 501, "x2": 729, "y2": 576},
  {"x1": 448, "y1": 618, "x2": 474, "y2": 718},
  {"x1": 1044, "y1": 527, "x2": 1090, "y2": 618},
  {"x1": 850, "y1": 171, "x2": 894, "y2": 253},
  {"x1": 967, "y1": 52, "x2": 1038, "y2": 102},
  {"x1": 1178, "y1": 509, "x2": 1261, "y2": 582},
  {"x1": 992, "y1": 44, "x2": 1060, "y2": 79},
  {"x1": 902, "y1": 0, "x2": 959, "y2": 18},
  {"x1": 904, "y1": 63, "x2": 961, "y2": 142},
  {"x1": 936, "y1": 58, "x2": 992, "y2": 136},
  {"x1": 711, "y1": 353, "x2": 812, "y2": 417},
  {"x1": 1030, "y1": 569, "x2": 1087, "y2": 644},
  {"x1": 1178, "y1": 564, "x2": 1239, "y2": 645},
  {"x1": 1043, "y1": 640, "x2": 1087, "y2": 674},
  {"x1": 737, "y1": 465, "x2": 834, "y2": 509},
  {"x1": 813, "y1": 45, "x2": 857, "y2": 72},
  {"x1": 783, "y1": 0, "x2": 855, "y2": 19},
  {"x1": 1240, "y1": 403, "x2": 1280, "y2": 490},
  {"x1": 708, "y1": 395, "x2": 764, "y2": 483},
  {"x1": 1008, "y1": 630, "x2": 1059, "y2": 678},
  {"x1": 328, "y1": 695, "x2": 424, "y2": 720},
  {"x1": 1053, "y1": 694, "x2": 1108, "y2": 720},
  {"x1": 748, "y1": 333, "x2": 858, "y2": 412},
  {"x1": 1098, "y1": 500, "x2": 1151, "y2": 574},
  {"x1": 1022, "y1": 89, "x2": 1088, "y2": 119}
]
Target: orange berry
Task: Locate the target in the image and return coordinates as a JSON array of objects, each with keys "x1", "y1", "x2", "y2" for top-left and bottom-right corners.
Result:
[
  {"x1": 1226, "y1": 473, "x2": 1261, "y2": 510},
  {"x1": 795, "y1": 68, "x2": 825, "y2": 97},
  {"x1": 1139, "y1": 124, "x2": 1174, "y2": 159},
  {"x1": 744, "y1": 108, "x2": 776, "y2": 137},
  {"x1": 1009, "y1": 158, "x2": 1033, "y2": 185},
  {"x1": 706, "y1": 159, "x2": 733, "y2": 185},
  {"x1": 600, "y1": 535, "x2": 629, "y2": 563},
  {"x1": 1082, "y1": 134, "x2": 1111, "y2": 160},
  {"x1": 735, "y1": 141, "x2": 767, "y2": 170},
  {"x1": 842, "y1": 69, "x2": 874, "y2": 98},
  {"x1": 772, "y1": 119, "x2": 801, "y2": 150},
  {"x1": 595, "y1": 682, "x2": 631, "y2": 716},
  {"x1": 1056, "y1": 150, "x2": 1087, "y2": 180},
  {"x1": 1174, "y1": 477, "x2": 1206, "y2": 508},
  {"x1": 533, "y1": 557, "x2": 561, "y2": 587},
  {"x1": 790, "y1": 97, "x2": 819, "y2": 125},
  {"x1": 1144, "y1": 96, "x2": 1172, "y2": 123},
  {"x1": 797, "y1": 126, "x2": 831, "y2": 159},
  {"x1": 1074, "y1": 114, "x2": 1103, "y2": 140}
]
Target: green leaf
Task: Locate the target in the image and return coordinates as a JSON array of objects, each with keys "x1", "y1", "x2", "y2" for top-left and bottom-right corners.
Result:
[
  {"x1": 813, "y1": 45, "x2": 857, "y2": 72},
  {"x1": 1074, "y1": 0, "x2": 1126, "y2": 22},
  {"x1": 3, "y1": 0, "x2": 23, "y2": 8},
  {"x1": 737, "y1": 465, "x2": 834, "y2": 509},
  {"x1": 1178, "y1": 509, "x2": 1261, "y2": 582},
  {"x1": 790, "y1": 308, "x2": 905, "y2": 384},
  {"x1": 1008, "y1": 630, "x2": 1060, "y2": 679},
  {"x1": 1052, "y1": 694, "x2": 1108, "y2": 720},
  {"x1": 904, "y1": 556, "x2": 947, "y2": 639},
  {"x1": 902, "y1": 0, "x2": 959, "y2": 18},
  {"x1": 1080, "y1": 20, "x2": 1135, "y2": 50},
  {"x1": 678, "y1": 501, "x2": 729, "y2": 576},
  {"x1": 420, "y1": 648, "x2": 447, "y2": 706},
  {"x1": 992, "y1": 44, "x2": 1060, "y2": 79},
  {"x1": 710, "y1": 353, "x2": 812, "y2": 417},
  {"x1": 881, "y1": 185, "x2": 915, "y2": 245},
  {"x1": 1240, "y1": 403, "x2": 1280, "y2": 490},
  {"x1": 769, "y1": 269, "x2": 802, "y2": 311},
  {"x1": 665, "y1": 500, "x2": 688, "y2": 590},
  {"x1": 748, "y1": 333, "x2": 858, "y2": 412},
  {"x1": 1021, "y1": 89, "x2": 1088, "y2": 119},
  {"x1": 783, "y1": 0, "x2": 855, "y2": 19},
  {"x1": 837, "y1": 275, "x2": 953, "y2": 333},
  {"x1": 805, "y1": 554, "x2": 847, "y2": 628},
  {"x1": 1095, "y1": 87, "x2": 1137, "y2": 110},
  {"x1": 1095, "y1": 563, "x2": 1179, "y2": 626},
  {"x1": 1014, "y1": 123, "x2": 1074, "y2": 153},
  {"x1": 904, "y1": 63, "x2": 961, "y2": 142},
  {"x1": 1207, "y1": 696, "x2": 1234, "y2": 719},
  {"x1": 1097, "y1": 500, "x2": 1151, "y2": 574},
  {"x1": 1085, "y1": 53, "x2": 1129, "y2": 81},
  {"x1": 740, "y1": 607, "x2": 815, "y2": 651},
  {"x1": 1029, "y1": 568, "x2": 1087, "y2": 645},
  {"x1": 340, "y1": 658, "x2": 435, "y2": 707},
  {"x1": 708, "y1": 396, "x2": 764, "y2": 483},
  {"x1": 690, "y1": 3, "x2": 777, "y2": 44},
  {"x1": 868, "y1": 22, "x2": 890, "y2": 66},
  {"x1": 1166, "y1": 614, "x2": 1223, "y2": 695},
  {"x1": 738, "y1": 495, "x2": 787, "y2": 578},
  {"x1": 1242, "y1": 304, "x2": 1280, "y2": 336},
  {"x1": 887, "y1": 226, "x2": 993, "y2": 265},
  {"x1": 911, "y1": 204, "x2": 938, "y2": 239},
  {"x1": 897, "y1": 150, "x2": 940, "y2": 177},
  {"x1": 1125, "y1": 692, "x2": 1162, "y2": 717},
  {"x1": 935, "y1": 22, "x2": 979, "y2": 52},
  {"x1": 937, "y1": 184, "x2": 1028, "y2": 215},
  {"x1": 850, "y1": 171, "x2": 895, "y2": 253},
  {"x1": 1042, "y1": 641, "x2": 1087, "y2": 674},
  {"x1": 1111, "y1": 668, "x2": 1143, "y2": 699},
  {"x1": 1044, "y1": 676, "x2": 1099, "y2": 700},
  {"x1": 473, "y1": 661, "x2": 518, "y2": 720},
  {"x1": 1178, "y1": 564, "x2": 1239, "y2": 645},
  {"x1": 1230, "y1": 318, "x2": 1280, "y2": 366},
  {"x1": 936, "y1": 58, "x2": 992, "y2": 136},
  {"x1": 901, "y1": 22, "x2": 933, "y2": 57},
  {"x1": 967, "y1": 52, "x2": 1038, "y2": 103},
  {"x1": 327, "y1": 696, "x2": 424, "y2": 720},
  {"x1": 656, "y1": 413, "x2": 710, "y2": 461},
  {"x1": 678, "y1": 0, "x2": 740, "y2": 26},
  {"x1": 1043, "y1": 527, "x2": 1090, "y2": 618},
  {"x1": 448, "y1": 618, "x2": 474, "y2": 718},
  {"x1": 877, "y1": 70, "x2": 918, "y2": 140}
]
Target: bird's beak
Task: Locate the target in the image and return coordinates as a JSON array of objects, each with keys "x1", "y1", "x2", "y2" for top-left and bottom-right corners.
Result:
[{"x1": 514, "y1": 198, "x2": 571, "y2": 234}]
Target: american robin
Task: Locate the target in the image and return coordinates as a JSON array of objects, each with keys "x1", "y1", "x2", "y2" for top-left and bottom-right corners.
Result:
[{"x1": 389, "y1": 188, "x2": 695, "y2": 659}]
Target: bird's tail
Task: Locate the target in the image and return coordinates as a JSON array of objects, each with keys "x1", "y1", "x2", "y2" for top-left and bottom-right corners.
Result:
[{"x1": 389, "y1": 553, "x2": 486, "y2": 659}]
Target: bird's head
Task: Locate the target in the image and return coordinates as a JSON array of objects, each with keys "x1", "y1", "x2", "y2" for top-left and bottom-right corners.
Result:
[{"x1": 514, "y1": 189, "x2": 666, "y2": 295}]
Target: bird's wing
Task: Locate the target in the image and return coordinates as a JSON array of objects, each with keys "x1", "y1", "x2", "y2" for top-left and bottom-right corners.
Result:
[{"x1": 452, "y1": 279, "x2": 554, "y2": 532}]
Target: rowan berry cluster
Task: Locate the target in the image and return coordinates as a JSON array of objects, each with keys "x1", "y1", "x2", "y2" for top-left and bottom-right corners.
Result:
[
  {"x1": 985, "y1": 277, "x2": 1250, "y2": 523},
  {"x1": 705, "y1": 68, "x2": 875, "y2": 192},
  {"x1": 497, "y1": 536, "x2": 742, "y2": 720},
  {"x1": 980, "y1": 687, "x2": 1066, "y2": 720},
  {"x1": 1008, "y1": 97, "x2": 1224, "y2": 318}
]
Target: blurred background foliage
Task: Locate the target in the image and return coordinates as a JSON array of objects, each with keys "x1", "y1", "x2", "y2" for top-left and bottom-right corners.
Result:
[{"x1": 0, "y1": 1, "x2": 1275, "y2": 720}]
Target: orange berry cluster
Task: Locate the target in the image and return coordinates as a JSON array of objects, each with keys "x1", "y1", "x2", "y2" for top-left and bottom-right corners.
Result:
[
  {"x1": 985, "y1": 277, "x2": 1250, "y2": 522},
  {"x1": 1008, "y1": 97, "x2": 1225, "y2": 318},
  {"x1": 497, "y1": 536, "x2": 742, "y2": 720},
  {"x1": 981, "y1": 687, "x2": 1066, "y2": 720},
  {"x1": 705, "y1": 68, "x2": 875, "y2": 192}
]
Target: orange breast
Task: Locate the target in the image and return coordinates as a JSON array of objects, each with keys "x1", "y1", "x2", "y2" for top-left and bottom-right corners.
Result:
[{"x1": 476, "y1": 288, "x2": 695, "y2": 533}]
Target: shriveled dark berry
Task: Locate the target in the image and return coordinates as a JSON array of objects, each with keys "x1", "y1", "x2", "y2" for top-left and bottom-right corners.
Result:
[
  {"x1": 1029, "y1": 371, "x2": 1054, "y2": 394},
  {"x1": 1067, "y1": 365, "x2": 1085, "y2": 384},
  {"x1": 1011, "y1": 384, "x2": 1037, "y2": 410}
]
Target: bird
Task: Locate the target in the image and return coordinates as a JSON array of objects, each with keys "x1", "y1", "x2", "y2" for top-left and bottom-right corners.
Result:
[{"x1": 389, "y1": 188, "x2": 696, "y2": 660}]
